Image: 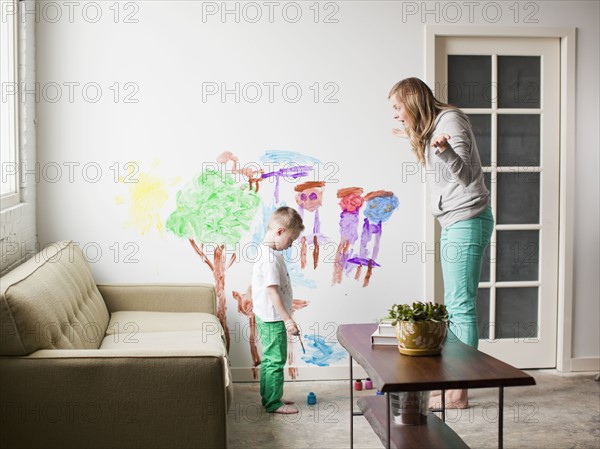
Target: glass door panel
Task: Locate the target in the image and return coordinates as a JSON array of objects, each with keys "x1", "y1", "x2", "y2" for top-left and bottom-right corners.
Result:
[
  {"x1": 497, "y1": 114, "x2": 541, "y2": 166},
  {"x1": 496, "y1": 287, "x2": 539, "y2": 339},
  {"x1": 498, "y1": 56, "x2": 541, "y2": 108},
  {"x1": 497, "y1": 172, "x2": 540, "y2": 224},
  {"x1": 496, "y1": 230, "x2": 540, "y2": 282},
  {"x1": 447, "y1": 55, "x2": 492, "y2": 108}
]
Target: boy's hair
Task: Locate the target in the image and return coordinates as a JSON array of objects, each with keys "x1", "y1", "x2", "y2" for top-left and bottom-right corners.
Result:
[{"x1": 268, "y1": 207, "x2": 305, "y2": 232}]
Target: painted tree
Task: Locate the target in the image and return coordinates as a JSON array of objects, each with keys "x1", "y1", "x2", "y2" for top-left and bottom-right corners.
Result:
[{"x1": 166, "y1": 169, "x2": 260, "y2": 351}]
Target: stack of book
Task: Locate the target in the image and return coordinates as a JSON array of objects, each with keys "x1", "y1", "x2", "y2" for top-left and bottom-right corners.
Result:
[{"x1": 370, "y1": 319, "x2": 398, "y2": 346}]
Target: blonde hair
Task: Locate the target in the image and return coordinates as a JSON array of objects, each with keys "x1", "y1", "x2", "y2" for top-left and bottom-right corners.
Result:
[
  {"x1": 388, "y1": 77, "x2": 455, "y2": 164},
  {"x1": 268, "y1": 207, "x2": 305, "y2": 232}
]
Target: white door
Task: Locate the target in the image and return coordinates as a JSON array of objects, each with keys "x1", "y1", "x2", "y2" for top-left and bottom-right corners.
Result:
[{"x1": 434, "y1": 37, "x2": 560, "y2": 368}]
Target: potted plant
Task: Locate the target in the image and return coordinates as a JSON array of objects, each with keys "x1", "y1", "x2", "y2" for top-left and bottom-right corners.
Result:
[
  {"x1": 387, "y1": 301, "x2": 449, "y2": 356},
  {"x1": 385, "y1": 301, "x2": 449, "y2": 426}
]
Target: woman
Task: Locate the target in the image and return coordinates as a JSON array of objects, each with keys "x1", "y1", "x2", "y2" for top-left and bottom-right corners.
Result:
[{"x1": 389, "y1": 77, "x2": 494, "y2": 409}]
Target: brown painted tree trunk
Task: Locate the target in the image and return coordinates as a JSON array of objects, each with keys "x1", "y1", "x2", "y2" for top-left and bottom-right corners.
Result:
[
  {"x1": 189, "y1": 239, "x2": 231, "y2": 352},
  {"x1": 213, "y1": 245, "x2": 230, "y2": 351}
]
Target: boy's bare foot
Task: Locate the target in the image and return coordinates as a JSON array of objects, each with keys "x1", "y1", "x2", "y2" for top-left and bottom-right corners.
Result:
[
  {"x1": 282, "y1": 398, "x2": 295, "y2": 405},
  {"x1": 271, "y1": 404, "x2": 298, "y2": 414}
]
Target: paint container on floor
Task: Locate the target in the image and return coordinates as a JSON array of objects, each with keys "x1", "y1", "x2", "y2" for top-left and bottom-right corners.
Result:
[
  {"x1": 307, "y1": 392, "x2": 317, "y2": 405},
  {"x1": 354, "y1": 379, "x2": 363, "y2": 391},
  {"x1": 364, "y1": 378, "x2": 373, "y2": 390},
  {"x1": 376, "y1": 390, "x2": 384, "y2": 396}
]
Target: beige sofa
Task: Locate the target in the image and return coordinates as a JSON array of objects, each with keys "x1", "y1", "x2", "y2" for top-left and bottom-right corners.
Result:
[{"x1": 0, "y1": 241, "x2": 232, "y2": 449}]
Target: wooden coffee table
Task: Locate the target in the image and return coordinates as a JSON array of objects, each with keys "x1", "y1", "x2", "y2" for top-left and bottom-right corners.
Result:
[{"x1": 337, "y1": 323, "x2": 536, "y2": 449}]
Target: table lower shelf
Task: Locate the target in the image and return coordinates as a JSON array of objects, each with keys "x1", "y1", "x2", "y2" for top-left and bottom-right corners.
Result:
[{"x1": 357, "y1": 396, "x2": 469, "y2": 449}]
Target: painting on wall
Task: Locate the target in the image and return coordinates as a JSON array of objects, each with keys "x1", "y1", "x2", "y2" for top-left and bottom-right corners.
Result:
[
  {"x1": 117, "y1": 150, "x2": 399, "y2": 375},
  {"x1": 165, "y1": 167, "x2": 261, "y2": 350}
]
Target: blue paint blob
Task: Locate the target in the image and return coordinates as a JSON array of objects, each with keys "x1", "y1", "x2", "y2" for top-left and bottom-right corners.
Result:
[{"x1": 301, "y1": 334, "x2": 347, "y2": 367}]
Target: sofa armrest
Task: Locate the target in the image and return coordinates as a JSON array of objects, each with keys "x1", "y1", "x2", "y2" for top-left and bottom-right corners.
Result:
[
  {"x1": 97, "y1": 283, "x2": 216, "y2": 315},
  {"x1": 0, "y1": 351, "x2": 229, "y2": 449}
]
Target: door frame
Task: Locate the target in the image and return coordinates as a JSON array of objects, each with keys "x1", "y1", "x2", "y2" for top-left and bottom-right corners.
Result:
[{"x1": 425, "y1": 26, "x2": 576, "y2": 372}]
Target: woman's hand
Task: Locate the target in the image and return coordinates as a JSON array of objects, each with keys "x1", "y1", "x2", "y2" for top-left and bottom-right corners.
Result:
[
  {"x1": 431, "y1": 134, "x2": 451, "y2": 152},
  {"x1": 392, "y1": 127, "x2": 409, "y2": 139}
]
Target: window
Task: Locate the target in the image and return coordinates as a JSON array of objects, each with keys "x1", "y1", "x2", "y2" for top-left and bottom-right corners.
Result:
[{"x1": 1, "y1": 0, "x2": 20, "y2": 209}]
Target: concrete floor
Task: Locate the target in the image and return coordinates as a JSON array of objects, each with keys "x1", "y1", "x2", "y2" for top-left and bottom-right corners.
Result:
[{"x1": 227, "y1": 370, "x2": 600, "y2": 449}]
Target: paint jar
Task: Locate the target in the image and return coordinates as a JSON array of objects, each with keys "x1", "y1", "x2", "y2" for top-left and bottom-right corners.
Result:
[
  {"x1": 354, "y1": 379, "x2": 363, "y2": 391},
  {"x1": 364, "y1": 378, "x2": 373, "y2": 390},
  {"x1": 376, "y1": 390, "x2": 384, "y2": 396},
  {"x1": 307, "y1": 392, "x2": 317, "y2": 405}
]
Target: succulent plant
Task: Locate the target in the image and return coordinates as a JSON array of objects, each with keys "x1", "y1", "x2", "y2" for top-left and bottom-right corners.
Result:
[{"x1": 386, "y1": 301, "x2": 448, "y2": 325}]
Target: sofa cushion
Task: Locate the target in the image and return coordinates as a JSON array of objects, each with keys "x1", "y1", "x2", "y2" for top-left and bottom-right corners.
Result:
[
  {"x1": 0, "y1": 241, "x2": 110, "y2": 355},
  {"x1": 100, "y1": 312, "x2": 231, "y2": 388},
  {"x1": 100, "y1": 330, "x2": 227, "y2": 355},
  {"x1": 105, "y1": 311, "x2": 222, "y2": 335}
]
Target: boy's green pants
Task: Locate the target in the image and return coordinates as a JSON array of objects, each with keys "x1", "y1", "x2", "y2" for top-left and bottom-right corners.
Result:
[
  {"x1": 440, "y1": 206, "x2": 494, "y2": 349},
  {"x1": 255, "y1": 316, "x2": 287, "y2": 412}
]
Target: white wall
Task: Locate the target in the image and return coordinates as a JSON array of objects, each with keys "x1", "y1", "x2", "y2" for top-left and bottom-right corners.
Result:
[{"x1": 34, "y1": 1, "x2": 599, "y2": 373}]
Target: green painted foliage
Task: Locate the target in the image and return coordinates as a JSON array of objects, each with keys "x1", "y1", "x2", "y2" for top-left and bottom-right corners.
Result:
[{"x1": 166, "y1": 170, "x2": 260, "y2": 247}]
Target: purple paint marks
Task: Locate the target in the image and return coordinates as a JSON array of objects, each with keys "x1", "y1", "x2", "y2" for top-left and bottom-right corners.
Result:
[
  {"x1": 261, "y1": 165, "x2": 314, "y2": 180},
  {"x1": 260, "y1": 150, "x2": 319, "y2": 205},
  {"x1": 357, "y1": 218, "x2": 383, "y2": 261},
  {"x1": 261, "y1": 165, "x2": 313, "y2": 205},
  {"x1": 346, "y1": 257, "x2": 381, "y2": 268},
  {"x1": 339, "y1": 210, "x2": 360, "y2": 243},
  {"x1": 333, "y1": 187, "x2": 365, "y2": 284}
]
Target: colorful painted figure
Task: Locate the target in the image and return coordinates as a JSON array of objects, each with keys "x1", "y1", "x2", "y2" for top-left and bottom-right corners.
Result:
[
  {"x1": 348, "y1": 190, "x2": 399, "y2": 287},
  {"x1": 232, "y1": 286, "x2": 261, "y2": 379},
  {"x1": 332, "y1": 187, "x2": 365, "y2": 284},
  {"x1": 294, "y1": 181, "x2": 327, "y2": 269}
]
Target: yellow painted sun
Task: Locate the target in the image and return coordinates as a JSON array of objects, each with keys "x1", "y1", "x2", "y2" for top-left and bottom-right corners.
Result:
[{"x1": 116, "y1": 161, "x2": 180, "y2": 235}]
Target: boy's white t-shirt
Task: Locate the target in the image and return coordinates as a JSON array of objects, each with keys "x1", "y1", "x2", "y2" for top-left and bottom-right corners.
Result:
[{"x1": 252, "y1": 245, "x2": 293, "y2": 322}]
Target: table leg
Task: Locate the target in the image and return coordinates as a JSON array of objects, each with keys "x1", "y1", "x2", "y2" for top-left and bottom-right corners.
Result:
[
  {"x1": 498, "y1": 386, "x2": 504, "y2": 449},
  {"x1": 386, "y1": 393, "x2": 391, "y2": 449},
  {"x1": 441, "y1": 388, "x2": 446, "y2": 422},
  {"x1": 350, "y1": 355, "x2": 354, "y2": 449}
]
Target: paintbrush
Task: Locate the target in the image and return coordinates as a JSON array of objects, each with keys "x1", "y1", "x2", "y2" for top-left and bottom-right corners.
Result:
[
  {"x1": 298, "y1": 333, "x2": 306, "y2": 354},
  {"x1": 292, "y1": 321, "x2": 306, "y2": 353}
]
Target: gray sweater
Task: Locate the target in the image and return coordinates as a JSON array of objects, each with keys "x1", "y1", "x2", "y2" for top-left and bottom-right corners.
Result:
[{"x1": 425, "y1": 109, "x2": 490, "y2": 228}]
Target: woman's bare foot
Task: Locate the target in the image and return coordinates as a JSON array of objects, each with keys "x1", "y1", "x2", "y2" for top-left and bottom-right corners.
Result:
[
  {"x1": 282, "y1": 398, "x2": 295, "y2": 405},
  {"x1": 271, "y1": 404, "x2": 298, "y2": 414},
  {"x1": 429, "y1": 389, "x2": 469, "y2": 409}
]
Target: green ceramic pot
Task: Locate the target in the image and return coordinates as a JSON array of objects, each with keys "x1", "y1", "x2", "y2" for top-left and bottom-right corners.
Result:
[{"x1": 396, "y1": 320, "x2": 448, "y2": 356}]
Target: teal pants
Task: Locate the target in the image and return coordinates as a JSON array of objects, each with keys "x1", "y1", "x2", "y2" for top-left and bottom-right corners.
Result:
[
  {"x1": 255, "y1": 316, "x2": 287, "y2": 412},
  {"x1": 440, "y1": 206, "x2": 494, "y2": 349}
]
